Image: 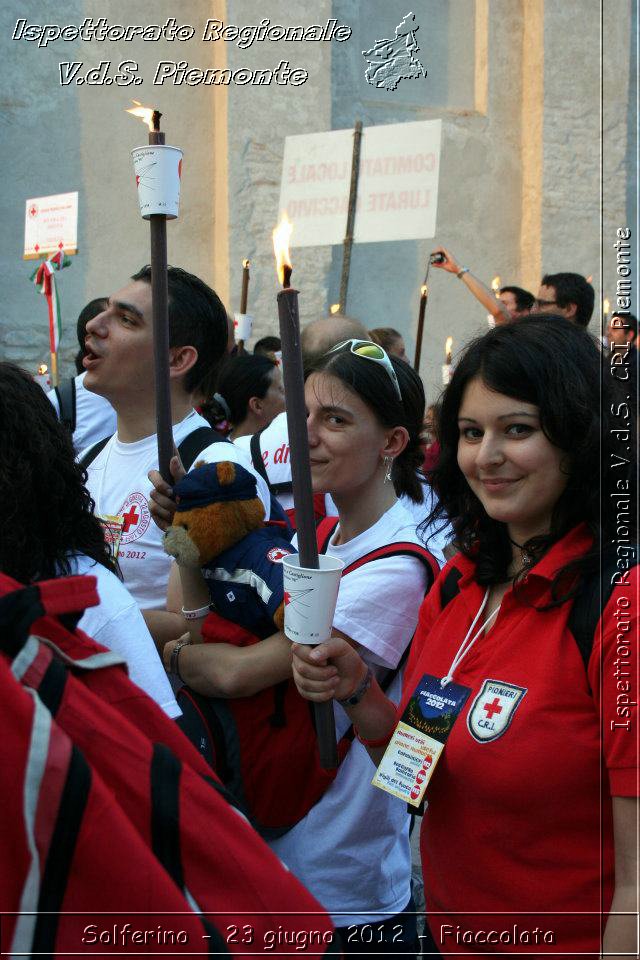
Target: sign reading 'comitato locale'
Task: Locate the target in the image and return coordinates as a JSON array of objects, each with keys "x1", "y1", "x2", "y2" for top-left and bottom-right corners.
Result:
[{"x1": 278, "y1": 120, "x2": 441, "y2": 247}]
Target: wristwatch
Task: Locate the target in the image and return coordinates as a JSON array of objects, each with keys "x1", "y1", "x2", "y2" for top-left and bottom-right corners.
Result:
[
  {"x1": 456, "y1": 267, "x2": 470, "y2": 279},
  {"x1": 338, "y1": 666, "x2": 373, "y2": 707}
]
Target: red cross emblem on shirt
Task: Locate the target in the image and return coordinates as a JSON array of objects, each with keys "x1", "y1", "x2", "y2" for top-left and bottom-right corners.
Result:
[
  {"x1": 482, "y1": 697, "x2": 503, "y2": 720},
  {"x1": 122, "y1": 505, "x2": 139, "y2": 533}
]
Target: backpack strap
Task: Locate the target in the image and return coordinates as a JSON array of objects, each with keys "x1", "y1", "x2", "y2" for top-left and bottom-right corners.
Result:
[
  {"x1": 150, "y1": 744, "x2": 185, "y2": 889},
  {"x1": 79, "y1": 425, "x2": 223, "y2": 473},
  {"x1": 177, "y1": 426, "x2": 226, "y2": 472},
  {"x1": 336, "y1": 542, "x2": 440, "y2": 746},
  {"x1": 54, "y1": 377, "x2": 77, "y2": 433},
  {"x1": 78, "y1": 434, "x2": 111, "y2": 469},
  {"x1": 249, "y1": 429, "x2": 293, "y2": 497},
  {"x1": 316, "y1": 517, "x2": 340, "y2": 554},
  {"x1": 31, "y1": 743, "x2": 92, "y2": 950},
  {"x1": 436, "y1": 558, "x2": 638, "y2": 677},
  {"x1": 568, "y1": 557, "x2": 635, "y2": 672},
  {"x1": 0, "y1": 577, "x2": 100, "y2": 658},
  {"x1": 250, "y1": 429, "x2": 269, "y2": 483},
  {"x1": 342, "y1": 542, "x2": 440, "y2": 593},
  {"x1": 149, "y1": 744, "x2": 232, "y2": 954},
  {"x1": 440, "y1": 566, "x2": 463, "y2": 609}
]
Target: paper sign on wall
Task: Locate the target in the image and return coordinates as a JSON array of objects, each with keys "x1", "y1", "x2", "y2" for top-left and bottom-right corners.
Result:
[
  {"x1": 278, "y1": 120, "x2": 441, "y2": 246},
  {"x1": 24, "y1": 192, "x2": 78, "y2": 259}
]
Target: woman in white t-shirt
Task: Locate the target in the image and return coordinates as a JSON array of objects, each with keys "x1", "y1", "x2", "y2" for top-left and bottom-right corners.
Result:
[
  {"x1": 200, "y1": 352, "x2": 285, "y2": 440},
  {"x1": 0, "y1": 362, "x2": 179, "y2": 718},
  {"x1": 270, "y1": 341, "x2": 444, "y2": 954},
  {"x1": 156, "y1": 340, "x2": 443, "y2": 955}
]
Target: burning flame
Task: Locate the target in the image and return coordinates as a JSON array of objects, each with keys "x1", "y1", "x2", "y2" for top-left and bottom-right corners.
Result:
[
  {"x1": 421, "y1": 284, "x2": 428, "y2": 297},
  {"x1": 37, "y1": 363, "x2": 48, "y2": 375},
  {"x1": 272, "y1": 213, "x2": 293, "y2": 285},
  {"x1": 242, "y1": 259, "x2": 251, "y2": 269},
  {"x1": 126, "y1": 100, "x2": 155, "y2": 131},
  {"x1": 603, "y1": 298, "x2": 610, "y2": 315},
  {"x1": 491, "y1": 276, "x2": 501, "y2": 296},
  {"x1": 330, "y1": 303, "x2": 341, "y2": 315},
  {"x1": 445, "y1": 336, "x2": 453, "y2": 365}
]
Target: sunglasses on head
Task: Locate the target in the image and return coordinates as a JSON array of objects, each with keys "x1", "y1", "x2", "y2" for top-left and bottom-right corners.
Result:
[{"x1": 325, "y1": 339, "x2": 402, "y2": 401}]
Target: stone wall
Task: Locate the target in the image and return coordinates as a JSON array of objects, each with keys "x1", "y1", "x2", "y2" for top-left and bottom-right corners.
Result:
[
  {"x1": 225, "y1": 0, "x2": 333, "y2": 341},
  {"x1": 0, "y1": 0, "x2": 227, "y2": 375}
]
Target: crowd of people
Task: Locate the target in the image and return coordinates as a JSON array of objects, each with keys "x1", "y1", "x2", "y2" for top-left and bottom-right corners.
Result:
[{"x1": 1, "y1": 250, "x2": 637, "y2": 958}]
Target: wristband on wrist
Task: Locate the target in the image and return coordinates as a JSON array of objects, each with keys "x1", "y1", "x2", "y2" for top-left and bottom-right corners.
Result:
[
  {"x1": 456, "y1": 267, "x2": 470, "y2": 279},
  {"x1": 338, "y1": 665, "x2": 373, "y2": 707},
  {"x1": 181, "y1": 604, "x2": 211, "y2": 621},
  {"x1": 169, "y1": 637, "x2": 191, "y2": 679},
  {"x1": 355, "y1": 725, "x2": 395, "y2": 749}
]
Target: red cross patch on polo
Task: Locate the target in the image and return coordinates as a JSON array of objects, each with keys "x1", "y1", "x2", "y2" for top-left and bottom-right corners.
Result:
[{"x1": 467, "y1": 679, "x2": 527, "y2": 744}]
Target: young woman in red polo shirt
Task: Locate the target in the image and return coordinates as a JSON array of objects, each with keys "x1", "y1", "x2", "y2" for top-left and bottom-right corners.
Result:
[{"x1": 293, "y1": 316, "x2": 638, "y2": 958}]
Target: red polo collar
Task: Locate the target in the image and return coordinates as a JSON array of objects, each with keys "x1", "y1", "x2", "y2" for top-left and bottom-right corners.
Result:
[{"x1": 452, "y1": 523, "x2": 594, "y2": 595}]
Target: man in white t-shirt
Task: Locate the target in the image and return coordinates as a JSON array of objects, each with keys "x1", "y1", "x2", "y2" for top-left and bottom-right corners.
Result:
[{"x1": 82, "y1": 264, "x2": 270, "y2": 649}]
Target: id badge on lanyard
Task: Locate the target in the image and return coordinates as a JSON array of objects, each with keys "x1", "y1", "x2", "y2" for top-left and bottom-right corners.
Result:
[
  {"x1": 372, "y1": 588, "x2": 498, "y2": 806},
  {"x1": 371, "y1": 674, "x2": 471, "y2": 806}
]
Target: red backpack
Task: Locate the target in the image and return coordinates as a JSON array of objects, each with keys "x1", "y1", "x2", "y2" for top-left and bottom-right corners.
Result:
[
  {"x1": 0, "y1": 573, "x2": 338, "y2": 957},
  {"x1": 176, "y1": 519, "x2": 440, "y2": 838}
]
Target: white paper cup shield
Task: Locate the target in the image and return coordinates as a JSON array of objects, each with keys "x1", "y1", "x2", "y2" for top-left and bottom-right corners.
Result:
[
  {"x1": 282, "y1": 554, "x2": 344, "y2": 645},
  {"x1": 131, "y1": 145, "x2": 183, "y2": 219},
  {"x1": 234, "y1": 312, "x2": 253, "y2": 341}
]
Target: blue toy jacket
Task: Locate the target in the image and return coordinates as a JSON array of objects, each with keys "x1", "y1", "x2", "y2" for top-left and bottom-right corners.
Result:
[{"x1": 202, "y1": 527, "x2": 294, "y2": 638}]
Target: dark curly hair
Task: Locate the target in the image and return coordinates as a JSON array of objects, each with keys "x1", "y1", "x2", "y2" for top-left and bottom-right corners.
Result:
[
  {"x1": 306, "y1": 342, "x2": 426, "y2": 501},
  {"x1": 0, "y1": 363, "x2": 114, "y2": 583},
  {"x1": 425, "y1": 315, "x2": 637, "y2": 600}
]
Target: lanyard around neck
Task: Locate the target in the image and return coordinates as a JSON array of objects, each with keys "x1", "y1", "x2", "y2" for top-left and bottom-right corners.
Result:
[{"x1": 441, "y1": 587, "x2": 501, "y2": 687}]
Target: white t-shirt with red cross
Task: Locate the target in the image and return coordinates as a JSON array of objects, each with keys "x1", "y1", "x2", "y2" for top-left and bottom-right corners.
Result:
[
  {"x1": 83, "y1": 410, "x2": 271, "y2": 611},
  {"x1": 270, "y1": 499, "x2": 441, "y2": 926}
]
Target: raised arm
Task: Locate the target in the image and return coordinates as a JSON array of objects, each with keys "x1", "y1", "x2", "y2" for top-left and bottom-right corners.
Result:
[{"x1": 431, "y1": 245, "x2": 511, "y2": 323}]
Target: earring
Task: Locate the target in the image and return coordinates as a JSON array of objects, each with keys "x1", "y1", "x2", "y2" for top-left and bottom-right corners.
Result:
[{"x1": 383, "y1": 456, "x2": 393, "y2": 483}]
